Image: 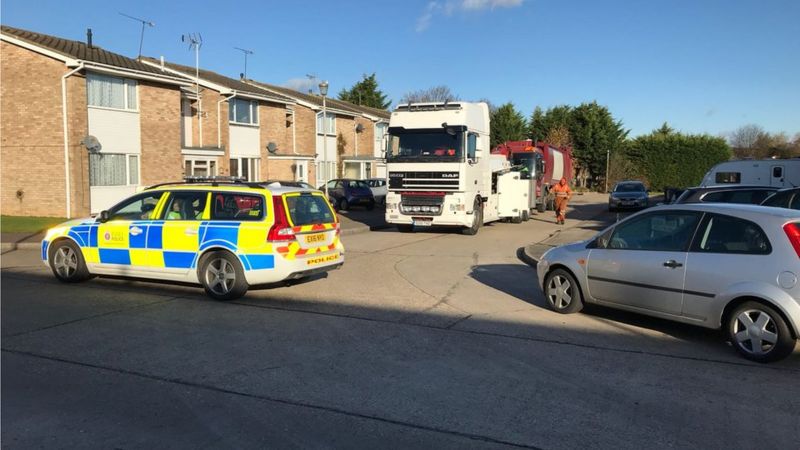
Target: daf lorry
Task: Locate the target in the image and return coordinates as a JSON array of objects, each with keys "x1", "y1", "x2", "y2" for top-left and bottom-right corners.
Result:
[{"x1": 384, "y1": 102, "x2": 527, "y2": 234}]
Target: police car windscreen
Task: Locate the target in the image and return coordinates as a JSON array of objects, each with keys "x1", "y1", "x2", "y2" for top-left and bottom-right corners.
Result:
[{"x1": 286, "y1": 195, "x2": 335, "y2": 226}]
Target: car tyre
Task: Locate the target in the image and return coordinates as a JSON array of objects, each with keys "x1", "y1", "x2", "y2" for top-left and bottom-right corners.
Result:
[
  {"x1": 339, "y1": 198, "x2": 349, "y2": 211},
  {"x1": 727, "y1": 301, "x2": 795, "y2": 363},
  {"x1": 199, "y1": 251, "x2": 248, "y2": 301},
  {"x1": 462, "y1": 198, "x2": 482, "y2": 235},
  {"x1": 544, "y1": 268, "x2": 584, "y2": 314},
  {"x1": 49, "y1": 240, "x2": 92, "y2": 283}
]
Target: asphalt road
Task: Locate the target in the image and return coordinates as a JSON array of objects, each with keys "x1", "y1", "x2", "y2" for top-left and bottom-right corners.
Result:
[{"x1": 3, "y1": 194, "x2": 799, "y2": 449}]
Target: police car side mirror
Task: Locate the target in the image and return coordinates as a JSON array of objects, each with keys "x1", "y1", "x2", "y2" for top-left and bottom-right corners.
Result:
[{"x1": 97, "y1": 210, "x2": 110, "y2": 223}]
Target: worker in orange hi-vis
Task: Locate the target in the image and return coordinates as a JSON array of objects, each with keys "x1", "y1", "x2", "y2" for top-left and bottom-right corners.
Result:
[{"x1": 551, "y1": 177, "x2": 573, "y2": 225}]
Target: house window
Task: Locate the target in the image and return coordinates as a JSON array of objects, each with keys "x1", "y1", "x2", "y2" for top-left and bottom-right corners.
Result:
[
  {"x1": 87, "y1": 73, "x2": 137, "y2": 111},
  {"x1": 229, "y1": 98, "x2": 259, "y2": 125},
  {"x1": 89, "y1": 153, "x2": 140, "y2": 186},
  {"x1": 374, "y1": 122, "x2": 387, "y2": 155},
  {"x1": 316, "y1": 112, "x2": 336, "y2": 136},
  {"x1": 184, "y1": 158, "x2": 217, "y2": 177},
  {"x1": 230, "y1": 157, "x2": 260, "y2": 182}
]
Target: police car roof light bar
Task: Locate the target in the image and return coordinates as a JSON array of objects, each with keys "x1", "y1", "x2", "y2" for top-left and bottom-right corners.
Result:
[{"x1": 145, "y1": 176, "x2": 263, "y2": 190}]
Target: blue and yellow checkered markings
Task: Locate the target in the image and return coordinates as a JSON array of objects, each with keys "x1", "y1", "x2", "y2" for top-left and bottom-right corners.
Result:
[{"x1": 44, "y1": 219, "x2": 276, "y2": 271}]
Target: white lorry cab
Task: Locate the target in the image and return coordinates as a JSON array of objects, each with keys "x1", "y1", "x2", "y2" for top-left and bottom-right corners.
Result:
[
  {"x1": 700, "y1": 159, "x2": 799, "y2": 188},
  {"x1": 384, "y1": 102, "x2": 528, "y2": 235}
]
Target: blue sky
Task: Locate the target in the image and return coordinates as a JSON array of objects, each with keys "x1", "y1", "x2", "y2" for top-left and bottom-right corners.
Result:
[{"x1": 2, "y1": 0, "x2": 798, "y2": 137}]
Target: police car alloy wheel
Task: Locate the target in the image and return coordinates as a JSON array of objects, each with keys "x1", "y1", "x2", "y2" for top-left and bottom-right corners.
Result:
[
  {"x1": 199, "y1": 251, "x2": 248, "y2": 301},
  {"x1": 49, "y1": 240, "x2": 91, "y2": 283}
]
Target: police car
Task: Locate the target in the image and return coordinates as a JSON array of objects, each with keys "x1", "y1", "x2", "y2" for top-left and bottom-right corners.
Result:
[{"x1": 41, "y1": 177, "x2": 344, "y2": 300}]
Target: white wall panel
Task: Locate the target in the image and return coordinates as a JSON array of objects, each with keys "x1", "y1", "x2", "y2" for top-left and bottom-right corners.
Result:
[
  {"x1": 88, "y1": 108, "x2": 141, "y2": 154},
  {"x1": 229, "y1": 125, "x2": 260, "y2": 157}
]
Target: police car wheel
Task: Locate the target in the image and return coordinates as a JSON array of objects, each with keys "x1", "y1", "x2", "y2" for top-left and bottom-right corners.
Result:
[
  {"x1": 49, "y1": 240, "x2": 91, "y2": 283},
  {"x1": 199, "y1": 251, "x2": 248, "y2": 301}
]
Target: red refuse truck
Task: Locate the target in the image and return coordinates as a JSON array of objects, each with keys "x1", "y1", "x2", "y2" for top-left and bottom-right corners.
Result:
[{"x1": 491, "y1": 140, "x2": 573, "y2": 213}]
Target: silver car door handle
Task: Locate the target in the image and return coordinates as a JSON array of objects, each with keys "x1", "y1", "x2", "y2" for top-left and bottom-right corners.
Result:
[
  {"x1": 130, "y1": 226, "x2": 143, "y2": 236},
  {"x1": 663, "y1": 260, "x2": 683, "y2": 269},
  {"x1": 185, "y1": 229, "x2": 199, "y2": 235}
]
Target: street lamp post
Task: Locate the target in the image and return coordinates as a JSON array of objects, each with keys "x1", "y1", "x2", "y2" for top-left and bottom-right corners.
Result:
[{"x1": 319, "y1": 80, "x2": 329, "y2": 199}]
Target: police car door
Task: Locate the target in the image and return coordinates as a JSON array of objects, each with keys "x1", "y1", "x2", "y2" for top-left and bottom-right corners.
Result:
[
  {"x1": 95, "y1": 191, "x2": 166, "y2": 273},
  {"x1": 158, "y1": 191, "x2": 209, "y2": 275}
]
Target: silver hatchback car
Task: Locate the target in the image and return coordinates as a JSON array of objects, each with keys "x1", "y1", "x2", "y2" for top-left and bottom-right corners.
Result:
[{"x1": 537, "y1": 203, "x2": 800, "y2": 362}]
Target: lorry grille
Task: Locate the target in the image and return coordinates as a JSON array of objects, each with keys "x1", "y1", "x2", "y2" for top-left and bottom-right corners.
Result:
[
  {"x1": 400, "y1": 194, "x2": 444, "y2": 216},
  {"x1": 388, "y1": 172, "x2": 459, "y2": 190}
]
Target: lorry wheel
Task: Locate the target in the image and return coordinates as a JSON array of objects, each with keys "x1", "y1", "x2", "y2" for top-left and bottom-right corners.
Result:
[
  {"x1": 536, "y1": 202, "x2": 546, "y2": 213},
  {"x1": 546, "y1": 198, "x2": 555, "y2": 211},
  {"x1": 462, "y1": 199, "x2": 482, "y2": 235},
  {"x1": 512, "y1": 212, "x2": 522, "y2": 224},
  {"x1": 522, "y1": 210, "x2": 530, "y2": 221}
]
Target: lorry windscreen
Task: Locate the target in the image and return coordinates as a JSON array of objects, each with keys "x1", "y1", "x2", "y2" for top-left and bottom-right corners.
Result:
[
  {"x1": 512, "y1": 153, "x2": 537, "y2": 180},
  {"x1": 386, "y1": 130, "x2": 464, "y2": 162}
]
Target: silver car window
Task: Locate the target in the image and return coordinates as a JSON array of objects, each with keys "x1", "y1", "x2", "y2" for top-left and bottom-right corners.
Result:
[
  {"x1": 608, "y1": 211, "x2": 701, "y2": 251},
  {"x1": 691, "y1": 214, "x2": 771, "y2": 255}
]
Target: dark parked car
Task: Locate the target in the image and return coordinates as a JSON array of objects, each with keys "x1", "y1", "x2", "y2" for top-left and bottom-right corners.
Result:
[
  {"x1": 674, "y1": 185, "x2": 778, "y2": 205},
  {"x1": 760, "y1": 187, "x2": 800, "y2": 210},
  {"x1": 609, "y1": 181, "x2": 649, "y2": 211},
  {"x1": 321, "y1": 179, "x2": 375, "y2": 211}
]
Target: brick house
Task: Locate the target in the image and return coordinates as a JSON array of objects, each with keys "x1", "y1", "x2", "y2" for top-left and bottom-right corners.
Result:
[
  {"x1": 1, "y1": 25, "x2": 191, "y2": 217},
  {"x1": 139, "y1": 58, "x2": 308, "y2": 184},
  {"x1": 244, "y1": 80, "x2": 391, "y2": 184}
]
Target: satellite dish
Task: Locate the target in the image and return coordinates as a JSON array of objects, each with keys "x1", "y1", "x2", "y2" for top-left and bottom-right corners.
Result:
[
  {"x1": 355, "y1": 123, "x2": 364, "y2": 133},
  {"x1": 267, "y1": 142, "x2": 278, "y2": 154},
  {"x1": 81, "y1": 135, "x2": 102, "y2": 153}
]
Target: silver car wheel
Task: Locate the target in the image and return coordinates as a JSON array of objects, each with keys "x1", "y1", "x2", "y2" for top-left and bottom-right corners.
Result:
[
  {"x1": 53, "y1": 246, "x2": 78, "y2": 279},
  {"x1": 732, "y1": 309, "x2": 779, "y2": 356},
  {"x1": 547, "y1": 274, "x2": 572, "y2": 309},
  {"x1": 205, "y1": 258, "x2": 236, "y2": 295}
]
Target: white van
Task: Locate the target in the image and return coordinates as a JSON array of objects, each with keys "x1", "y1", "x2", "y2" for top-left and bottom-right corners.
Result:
[{"x1": 700, "y1": 159, "x2": 799, "y2": 188}]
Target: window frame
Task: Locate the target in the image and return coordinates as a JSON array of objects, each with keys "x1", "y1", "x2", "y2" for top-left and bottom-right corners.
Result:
[
  {"x1": 86, "y1": 73, "x2": 138, "y2": 112},
  {"x1": 104, "y1": 191, "x2": 165, "y2": 221},
  {"x1": 606, "y1": 210, "x2": 703, "y2": 252},
  {"x1": 229, "y1": 157, "x2": 260, "y2": 182},
  {"x1": 689, "y1": 213, "x2": 773, "y2": 255},
  {"x1": 160, "y1": 191, "x2": 210, "y2": 221},
  {"x1": 210, "y1": 192, "x2": 267, "y2": 221},
  {"x1": 88, "y1": 153, "x2": 141, "y2": 187},
  {"x1": 228, "y1": 98, "x2": 259, "y2": 126},
  {"x1": 316, "y1": 112, "x2": 336, "y2": 136}
]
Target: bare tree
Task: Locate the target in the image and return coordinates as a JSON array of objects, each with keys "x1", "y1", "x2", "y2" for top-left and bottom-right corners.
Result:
[
  {"x1": 400, "y1": 85, "x2": 460, "y2": 104},
  {"x1": 729, "y1": 124, "x2": 766, "y2": 158}
]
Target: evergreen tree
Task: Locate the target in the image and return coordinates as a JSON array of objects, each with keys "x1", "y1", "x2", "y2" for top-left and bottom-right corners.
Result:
[
  {"x1": 337, "y1": 73, "x2": 391, "y2": 109},
  {"x1": 491, "y1": 103, "x2": 528, "y2": 147}
]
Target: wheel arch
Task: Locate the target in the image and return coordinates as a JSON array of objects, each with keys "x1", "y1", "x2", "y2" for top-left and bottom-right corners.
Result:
[
  {"x1": 46, "y1": 236, "x2": 82, "y2": 264},
  {"x1": 195, "y1": 245, "x2": 247, "y2": 273},
  {"x1": 721, "y1": 296, "x2": 798, "y2": 339},
  {"x1": 544, "y1": 263, "x2": 586, "y2": 299}
]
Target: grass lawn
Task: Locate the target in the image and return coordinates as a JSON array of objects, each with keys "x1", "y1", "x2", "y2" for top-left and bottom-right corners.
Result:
[{"x1": 1, "y1": 216, "x2": 69, "y2": 234}]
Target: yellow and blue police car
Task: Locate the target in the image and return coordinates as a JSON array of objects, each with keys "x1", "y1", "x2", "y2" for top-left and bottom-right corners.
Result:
[{"x1": 42, "y1": 178, "x2": 344, "y2": 300}]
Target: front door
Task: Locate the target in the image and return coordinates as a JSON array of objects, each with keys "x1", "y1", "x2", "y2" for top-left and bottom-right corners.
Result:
[
  {"x1": 95, "y1": 191, "x2": 166, "y2": 270},
  {"x1": 586, "y1": 211, "x2": 702, "y2": 316}
]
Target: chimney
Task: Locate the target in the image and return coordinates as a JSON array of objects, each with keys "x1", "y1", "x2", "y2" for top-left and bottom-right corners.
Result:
[{"x1": 86, "y1": 28, "x2": 93, "y2": 48}]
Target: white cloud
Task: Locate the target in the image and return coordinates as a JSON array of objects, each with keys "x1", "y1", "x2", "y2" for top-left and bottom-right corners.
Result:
[
  {"x1": 284, "y1": 77, "x2": 317, "y2": 94},
  {"x1": 416, "y1": 0, "x2": 523, "y2": 32}
]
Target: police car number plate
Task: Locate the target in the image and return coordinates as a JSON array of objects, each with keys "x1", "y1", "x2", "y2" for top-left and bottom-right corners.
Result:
[{"x1": 305, "y1": 233, "x2": 325, "y2": 244}]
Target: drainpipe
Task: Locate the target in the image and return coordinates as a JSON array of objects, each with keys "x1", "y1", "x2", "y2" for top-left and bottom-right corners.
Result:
[
  {"x1": 290, "y1": 108, "x2": 298, "y2": 155},
  {"x1": 218, "y1": 92, "x2": 236, "y2": 148},
  {"x1": 354, "y1": 122, "x2": 359, "y2": 157},
  {"x1": 61, "y1": 62, "x2": 84, "y2": 218}
]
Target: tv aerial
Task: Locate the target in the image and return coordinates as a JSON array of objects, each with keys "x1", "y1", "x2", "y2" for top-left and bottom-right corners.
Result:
[
  {"x1": 119, "y1": 12, "x2": 154, "y2": 57},
  {"x1": 234, "y1": 47, "x2": 254, "y2": 80}
]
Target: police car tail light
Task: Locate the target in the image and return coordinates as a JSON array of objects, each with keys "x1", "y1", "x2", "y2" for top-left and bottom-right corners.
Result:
[{"x1": 268, "y1": 197, "x2": 296, "y2": 242}]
